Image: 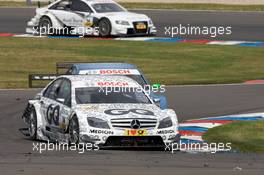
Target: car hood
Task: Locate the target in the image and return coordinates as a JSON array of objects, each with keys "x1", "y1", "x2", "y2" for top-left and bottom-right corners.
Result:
[
  {"x1": 75, "y1": 103, "x2": 167, "y2": 120},
  {"x1": 99, "y1": 12, "x2": 149, "y2": 21}
]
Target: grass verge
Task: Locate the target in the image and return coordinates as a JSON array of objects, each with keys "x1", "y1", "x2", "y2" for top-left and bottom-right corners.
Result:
[
  {"x1": 0, "y1": 37, "x2": 264, "y2": 88},
  {"x1": 1, "y1": 1, "x2": 264, "y2": 11},
  {"x1": 203, "y1": 121, "x2": 264, "y2": 152},
  {"x1": 122, "y1": 3, "x2": 264, "y2": 11}
]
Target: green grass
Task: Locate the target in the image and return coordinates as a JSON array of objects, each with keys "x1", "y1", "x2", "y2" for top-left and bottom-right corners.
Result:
[
  {"x1": 121, "y1": 3, "x2": 264, "y2": 11},
  {"x1": 203, "y1": 121, "x2": 264, "y2": 152},
  {"x1": 0, "y1": 37, "x2": 264, "y2": 88},
  {"x1": 1, "y1": 1, "x2": 264, "y2": 11}
]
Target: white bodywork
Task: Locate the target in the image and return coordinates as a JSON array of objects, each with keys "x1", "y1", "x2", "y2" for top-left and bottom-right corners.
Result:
[
  {"x1": 24, "y1": 75, "x2": 179, "y2": 147},
  {"x1": 26, "y1": 0, "x2": 157, "y2": 36}
]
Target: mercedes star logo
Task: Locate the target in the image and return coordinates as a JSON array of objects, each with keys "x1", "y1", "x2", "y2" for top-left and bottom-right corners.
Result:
[{"x1": 131, "y1": 119, "x2": 141, "y2": 129}]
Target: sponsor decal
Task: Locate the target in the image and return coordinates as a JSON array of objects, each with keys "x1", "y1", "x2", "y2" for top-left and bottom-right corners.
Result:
[
  {"x1": 100, "y1": 69, "x2": 130, "y2": 74},
  {"x1": 84, "y1": 17, "x2": 94, "y2": 27},
  {"x1": 97, "y1": 81, "x2": 129, "y2": 87},
  {"x1": 124, "y1": 129, "x2": 147, "y2": 136},
  {"x1": 84, "y1": 21, "x2": 93, "y2": 27},
  {"x1": 89, "y1": 129, "x2": 113, "y2": 135},
  {"x1": 104, "y1": 109, "x2": 155, "y2": 116},
  {"x1": 78, "y1": 69, "x2": 141, "y2": 75},
  {"x1": 62, "y1": 17, "x2": 83, "y2": 26},
  {"x1": 32, "y1": 75, "x2": 57, "y2": 80},
  {"x1": 157, "y1": 130, "x2": 175, "y2": 134}
]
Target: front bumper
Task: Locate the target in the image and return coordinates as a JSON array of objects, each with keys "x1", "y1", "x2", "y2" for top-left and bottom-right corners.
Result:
[
  {"x1": 79, "y1": 128, "x2": 180, "y2": 148},
  {"x1": 112, "y1": 26, "x2": 157, "y2": 36}
]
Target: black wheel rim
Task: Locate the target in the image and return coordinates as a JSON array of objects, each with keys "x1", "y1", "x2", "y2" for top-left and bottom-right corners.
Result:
[
  {"x1": 69, "y1": 119, "x2": 79, "y2": 144},
  {"x1": 40, "y1": 19, "x2": 51, "y2": 34},
  {"x1": 99, "y1": 21, "x2": 110, "y2": 36}
]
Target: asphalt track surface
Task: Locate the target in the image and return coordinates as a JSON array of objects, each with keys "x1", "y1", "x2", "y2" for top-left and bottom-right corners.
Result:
[
  {"x1": 0, "y1": 7, "x2": 264, "y2": 41},
  {"x1": 1, "y1": 84, "x2": 264, "y2": 175}
]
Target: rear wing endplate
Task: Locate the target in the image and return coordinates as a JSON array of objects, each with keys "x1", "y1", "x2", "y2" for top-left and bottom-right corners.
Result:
[{"x1": 28, "y1": 74, "x2": 58, "y2": 88}]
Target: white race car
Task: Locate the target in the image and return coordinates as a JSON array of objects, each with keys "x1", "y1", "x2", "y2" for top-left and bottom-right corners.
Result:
[
  {"x1": 21, "y1": 75, "x2": 180, "y2": 148},
  {"x1": 26, "y1": 0, "x2": 157, "y2": 37}
]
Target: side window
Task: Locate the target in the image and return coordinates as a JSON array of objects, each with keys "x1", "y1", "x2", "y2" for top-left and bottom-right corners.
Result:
[
  {"x1": 49, "y1": 0, "x2": 71, "y2": 10},
  {"x1": 56, "y1": 80, "x2": 71, "y2": 107},
  {"x1": 71, "y1": 0, "x2": 93, "y2": 12},
  {"x1": 43, "y1": 79, "x2": 63, "y2": 100}
]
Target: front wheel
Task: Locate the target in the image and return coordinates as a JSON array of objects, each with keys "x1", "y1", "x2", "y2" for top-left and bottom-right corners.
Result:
[
  {"x1": 98, "y1": 18, "x2": 111, "y2": 37},
  {"x1": 28, "y1": 107, "x2": 37, "y2": 140},
  {"x1": 69, "y1": 116, "x2": 79, "y2": 144},
  {"x1": 39, "y1": 16, "x2": 52, "y2": 35}
]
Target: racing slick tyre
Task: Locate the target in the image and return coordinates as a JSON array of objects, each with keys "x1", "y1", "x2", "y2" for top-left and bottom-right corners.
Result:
[
  {"x1": 28, "y1": 107, "x2": 37, "y2": 140},
  {"x1": 69, "y1": 116, "x2": 80, "y2": 144},
  {"x1": 39, "y1": 16, "x2": 52, "y2": 36},
  {"x1": 98, "y1": 18, "x2": 111, "y2": 37}
]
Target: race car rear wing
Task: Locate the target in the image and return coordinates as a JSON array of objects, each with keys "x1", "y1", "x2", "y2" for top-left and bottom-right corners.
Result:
[
  {"x1": 28, "y1": 62, "x2": 76, "y2": 88},
  {"x1": 56, "y1": 62, "x2": 76, "y2": 74},
  {"x1": 28, "y1": 61, "x2": 129, "y2": 88},
  {"x1": 28, "y1": 74, "x2": 58, "y2": 88},
  {"x1": 55, "y1": 61, "x2": 130, "y2": 74}
]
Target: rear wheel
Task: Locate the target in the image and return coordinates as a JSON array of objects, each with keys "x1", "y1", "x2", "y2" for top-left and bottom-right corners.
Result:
[
  {"x1": 98, "y1": 18, "x2": 111, "y2": 37},
  {"x1": 28, "y1": 107, "x2": 37, "y2": 140},
  {"x1": 69, "y1": 116, "x2": 79, "y2": 144}
]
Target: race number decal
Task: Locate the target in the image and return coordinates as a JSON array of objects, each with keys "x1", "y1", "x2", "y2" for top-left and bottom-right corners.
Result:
[
  {"x1": 104, "y1": 109, "x2": 155, "y2": 116},
  {"x1": 46, "y1": 104, "x2": 53, "y2": 124},
  {"x1": 52, "y1": 106, "x2": 60, "y2": 125},
  {"x1": 46, "y1": 104, "x2": 60, "y2": 125}
]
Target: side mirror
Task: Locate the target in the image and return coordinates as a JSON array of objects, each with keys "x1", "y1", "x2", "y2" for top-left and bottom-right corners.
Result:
[
  {"x1": 56, "y1": 98, "x2": 65, "y2": 103},
  {"x1": 153, "y1": 98, "x2": 161, "y2": 107},
  {"x1": 34, "y1": 93, "x2": 42, "y2": 100}
]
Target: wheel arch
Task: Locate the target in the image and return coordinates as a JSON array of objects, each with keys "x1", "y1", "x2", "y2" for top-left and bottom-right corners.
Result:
[
  {"x1": 65, "y1": 112, "x2": 78, "y2": 133},
  {"x1": 27, "y1": 100, "x2": 46, "y2": 140},
  {"x1": 39, "y1": 13, "x2": 62, "y2": 28}
]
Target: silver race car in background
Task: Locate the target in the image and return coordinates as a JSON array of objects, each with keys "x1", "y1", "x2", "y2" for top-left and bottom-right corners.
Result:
[
  {"x1": 26, "y1": 0, "x2": 157, "y2": 37},
  {"x1": 21, "y1": 75, "x2": 179, "y2": 148}
]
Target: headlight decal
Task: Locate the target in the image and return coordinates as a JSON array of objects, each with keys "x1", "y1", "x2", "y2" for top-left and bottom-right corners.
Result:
[
  {"x1": 158, "y1": 117, "x2": 173, "y2": 129},
  {"x1": 87, "y1": 117, "x2": 110, "y2": 129},
  {"x1": 115, "y1": 20, "x2": 130, "y2": 25}
]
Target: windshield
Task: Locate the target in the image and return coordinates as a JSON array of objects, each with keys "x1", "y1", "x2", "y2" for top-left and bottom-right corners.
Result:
[
  {"x1": 126, "y1": 75, "x2": 147, "y2": 87},
  {"x1": 75, "y1": 87, "x2": 151, "y2": 104},
  {"x1": 92, "y1": 3, "x2": 125, "y2": 13}
]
